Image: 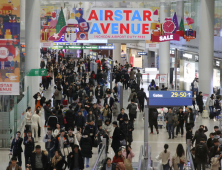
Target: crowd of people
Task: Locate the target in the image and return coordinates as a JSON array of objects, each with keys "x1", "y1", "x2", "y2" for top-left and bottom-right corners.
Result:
[{"x1": 8, "y1": 52, "x2": 148, "y2": 170}]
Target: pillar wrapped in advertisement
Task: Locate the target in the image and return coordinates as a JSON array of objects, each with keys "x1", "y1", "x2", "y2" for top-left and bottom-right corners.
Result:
[{"x1": 0, "y1": 0, "x2": 20, "y2": 95}]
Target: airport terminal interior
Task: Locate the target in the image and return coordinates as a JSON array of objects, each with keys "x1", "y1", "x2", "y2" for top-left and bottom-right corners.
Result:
[{"x1": 0, "y1": 0, "x2": 222, "y2": 170}]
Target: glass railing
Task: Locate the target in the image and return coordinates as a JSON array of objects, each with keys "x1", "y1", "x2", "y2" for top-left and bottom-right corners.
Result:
[
  {"x1": 92, "y1": 144, "x2": 106, "y2": 170},
  {"x1": 186, "y1": 145, "x2": 195, "y2": 170},
  {"x1": 147, "y1": 145, "x2": 152, "y2": 170},
  {"x1": 137, "y1": 145, "x2": 144, "y2": 170}
]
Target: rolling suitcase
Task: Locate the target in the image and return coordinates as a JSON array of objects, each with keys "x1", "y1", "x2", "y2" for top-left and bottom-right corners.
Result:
[
  {"x1": 202, "y1": 110, "x2": 209, "y2": 118},
  {"x1": 63, "y1": 100, "x2": 68, "y2": 107}
]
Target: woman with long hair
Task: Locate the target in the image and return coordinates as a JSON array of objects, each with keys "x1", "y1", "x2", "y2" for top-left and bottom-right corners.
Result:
[
  {"x1": 173, "y1": 144, "x2": 187, "y2": 170},
  {"x1": 158, "y1": 144, "x2": 170, "y2": 170},
  {"x1": 112, "y1": 149, "x2": 125, "y2": 170},
  {"x1": 122, "y1": 145, "x2": 135, "y2": 163},
  {"x1": 50, "y1": 150, "x2": 67, "y2": 170}
]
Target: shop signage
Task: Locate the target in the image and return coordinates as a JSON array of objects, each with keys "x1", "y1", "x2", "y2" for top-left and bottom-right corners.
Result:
[
  {"x1": 151, "y1": 34, "x2": 180, "y2": 42},
  {"x1": 41, "y1": 42, "x2": 52, "y2": 47},
  {"x1": 86, "y1": 8, "x2": 153, "y2": 40},
  {"x1": 183, "y1": 53, "x2": 192, "y2": 59},
  {"x1": 49, "y1": 45, "x2": 115, "y2": 50},
  {"x1": 149, "y1": 91, "x2": 192, "y2": 106},
  {"x1": 27, "y1": 69, "x2": 47, "y2": 76},
  {"x1": 137, "y1": 52, "x2": 147, "y2": 55},
  {"x1": 216, "y1": 61, "x2": 220, "y2": 67}
]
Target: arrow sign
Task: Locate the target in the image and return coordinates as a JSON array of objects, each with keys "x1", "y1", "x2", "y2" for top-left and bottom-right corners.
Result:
[{"x1": 188, "y1": 93, "x2": 191, "y2": 97}]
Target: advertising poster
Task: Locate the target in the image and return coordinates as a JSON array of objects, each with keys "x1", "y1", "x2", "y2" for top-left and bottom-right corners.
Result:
[
  {"x1": 213, "y1": 69, "x2": 220, "y2": 87},
  {"x1": 159, "y1": 74, "x2": 167, "y2": 84},
  {"x1": 184, "y1": 61, "x2": 195, "y2": 83},
  {"x1": 0, "y1": 0, "x2": 20, "y2": 95}
]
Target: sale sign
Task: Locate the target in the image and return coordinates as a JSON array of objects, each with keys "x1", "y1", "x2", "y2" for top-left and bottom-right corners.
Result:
[
  {"x1": 86, "y1": 8, "x2": 154, "y2": 40},
  {"x1": 151, "y1": 34, "x2": 180, "y2": 42}
]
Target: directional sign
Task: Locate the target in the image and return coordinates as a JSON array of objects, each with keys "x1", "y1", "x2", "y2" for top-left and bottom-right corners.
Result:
[
  {"x1": 27, "y1": 69, "x2": 47, "y2": 76},
  {"x1": 149, "y1": 91, "x2": 192, "y2": 106},
  {"x1": 137, "y1": 52, "x2": 147, "y2": 55}
]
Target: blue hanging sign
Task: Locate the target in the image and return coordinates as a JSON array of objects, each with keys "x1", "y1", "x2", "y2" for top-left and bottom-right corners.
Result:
[{"x1": 148, "y1": 91, "x2": 192, "y2": 106}]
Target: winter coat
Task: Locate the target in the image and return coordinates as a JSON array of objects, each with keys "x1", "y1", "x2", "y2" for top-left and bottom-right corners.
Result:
[
  {"x1": 6, "y1": 165, "x2": 22, "y2": 170},
  {"x1": 54, "y1": 89, "x2": 62, "y2": 100},
  {"x1": 25, "y1": 111, "x2": 32, "y2": 125},
  {"x1": 101, "y1": 163, "x2": 116, "y2": 170},
  {"x1": 129, "y1": 70, "x2": 135, "y2": 79},
  {"x1": 86, "y1": 113, "x2": 96, "y2": 123},
  {"x1": 33, "y1": 93, "x2": 45, "y2": 106},
  {"x1": 173, "y1": 153, "x2": 187, "y2": 165},
  {"x1": 102, "y1": 108, "x2": 111, "y2": 117},
  {"x1": 49, "y1": 156, "x2": 67, "y2": 170},
  {"x1": 47, "y1": 115, "x2": 58, "y2": 130},
  {"x1": 120, "y1": 122, "x2": 134, "y2": 142},
  {"x1": 80, "y1": 135, "x2": 92, "y2": 158},
  {"x1": 102, "y1": 123, "x2": 113, "y2": 134},
  {"x1": 128, "y1": 92, "x2": 137, "y2": 102},
  {"x1": 192, "y1": 132, "x2": 207, "y2": 146},
  {"x1": 75, "y1": 115, "x2": 85, "y2": 129},
  {"x1": 210, "y1": 157, "x2": 220, "y2": 170},
  {"x1": 31, "y1": 150, "x2": 48, "y2": 170},
  {"x1": 112, "y1": 101, "x2": 120, "y2": 117},
  {"x1": 74, "y1": 131, "x2": 82, "y2": 143},
  {"x1": 111, "y1": 127, "x2": 121, "y2": 152},
  {"x1": 195, "y1": 143, "x2": 209, "y2": 164},
  {"x1": 57, "y1": 113, "x2": 64, "y2": 127},
  {"x1": 117, "y1": 113, "x2": 128, "y2": 125},
  {"x1": 65, "y1": 109, "x2": 75, "y2": 127},
  {"x1": 67, "y1": 151, "x2": 84, "y2": 170}
]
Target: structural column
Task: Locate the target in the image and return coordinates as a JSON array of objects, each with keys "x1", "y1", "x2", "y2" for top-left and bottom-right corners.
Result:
[
  {"x1": 159, "y1": 0, "x2": 170, "y2": 87},
  {"x1": 83, "y1": 43, "x2": 90, "y2": 58},
  {"x1": 113, "y1": 43, "x2": 121, "y2": 64},
  {"x1": 25, "y1": 0, "x2": 41, "y2": 109},
  {"x1": 199, "y1": 0, "x2": 214, "y2": 95},
  {"x1": 176, "y1": 1, "x2": 184, "y2": 25}
]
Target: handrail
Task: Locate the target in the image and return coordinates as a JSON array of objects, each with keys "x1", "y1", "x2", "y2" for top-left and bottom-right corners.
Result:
[
  {"x1": 186, "y1": 145, "x2": 195, "y2": 170},
  {"x1": 137, "y1": 145, "x2": 144, "y2": 170},
  {"x1": 147, "y1": 145, "x2": 151, "y2": 170},
  {"x1": 92, "y1": 144, "x2": 105, "y2": 170}
]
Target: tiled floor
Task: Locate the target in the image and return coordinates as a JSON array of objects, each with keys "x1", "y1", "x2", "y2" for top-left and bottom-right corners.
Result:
[{"x1": 0, "y1": 80, "x2": 219, "y2": 170}]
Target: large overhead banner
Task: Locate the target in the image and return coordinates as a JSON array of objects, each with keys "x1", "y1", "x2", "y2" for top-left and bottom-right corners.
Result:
[
  {"x1": 86, "y1": 8, "x2": 154, "y2": 40},
  {"x1": 0, "y1": 0, "x2": 20, "y2": 95}
]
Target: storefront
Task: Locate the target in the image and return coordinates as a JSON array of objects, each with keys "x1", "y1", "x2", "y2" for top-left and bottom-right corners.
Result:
[{"x1": 213, "y1": 59, "x2": 221, "y2": 93}]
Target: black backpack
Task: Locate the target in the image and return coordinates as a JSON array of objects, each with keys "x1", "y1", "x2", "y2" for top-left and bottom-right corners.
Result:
[
  {"x1": 130, "y1": 104, "x2": 137, "y2": 114},
  {"x1": 153, "y1": 111, "x2": 158, "y2": 120},
  {"x1": 196, "y1": 143, "x2": 205, "y2": 157}
]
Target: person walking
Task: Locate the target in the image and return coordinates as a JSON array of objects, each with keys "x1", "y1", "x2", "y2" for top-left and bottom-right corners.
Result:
[
  {"x1": 184, "y1": 108, "x2": 194, "y2": 128},
  {"x1": 196, "y1": 92, "x2": 204, "y2": 116},
  {"x1": 9, "y1": 131, "x2": 23, "y2": 166},
  {"x1": 23, "y1": 131, "x2": 35, "y2": 166},
  {"x1": 117, "y1": 108, "x2": 128, "y2": 126},
  {"x1": 31, "y1": 110, "x2": 41, "y2": 142},
  {"x1": 112, "y1": 98, "x2": 120, "y2": 121},
  {"x1": 193, "y1": 78, "x2": 199, "y2": 95},
  {"x1": 157, "y1": 144, "x2": 170, "y2": 170},
  {"x1": 47, "y1": 110, "x2": 58, "y2": 132},
  {"x1": 149, "y1": 108, "x2": 159, "y2": 134},
  {"x1": 209, "y1": 94, "x2": 215, "y2": 116},
  {"x1": 43, "y1": 127, "x2": 55, "y2": 162},
  {"x1": 192, "y1": 128, "x2": 207, "y2": 146},
  {"x1": 80, "y1": 130, "x2": 92, "y2": 168},
  {"x1": 137, "y1": 88, "x2": 148, "y2": 113},
  {"x1": 111, "y1": 121, "x2": 121, "y2": 154},
  {"x1": 67, "y1": 144, "x2": 84, "y2": 170},
  {"x1": 43, "y1": 101, "x2": 52, "y2": 127},
  {"x1": 127, "y1": 99, "x2": 137, "y2": 124},
  {"x1": 136, "y1": 70, "x2": 142, "y2": 85},
  {"x1": 195, "y1": 138, "x2": 209, "y2": 170},
  {"x1": 120, "y1": 117, "x2": 134, "y2": 146},
  {"x1": 122, "y1": 145, "x2": 135, "y2": 163},
  {"x1": 65, "y1": 105, "x2": 75, "y2": 130},
  {"x1": 54, "y1": 86, "x2": 62, "y2": 107},
  {"x1": 30, "y1": 145, "x2": 48, "y2": 170},
  {"x1": 215, "y1": 95, "x2": 221, "y2": 120},
  {"x1": 166, "y1": 108, "x2": 177, "y2": 139},
  {"x1": 176, "y1": 107, "x2": 185, "y2": 137},
  {"x1": 25, "y1": 107, "x2": 32, "y2": 132},
  {"x1": 173, "y1": 144, "x2": 187, "y2": 170}
]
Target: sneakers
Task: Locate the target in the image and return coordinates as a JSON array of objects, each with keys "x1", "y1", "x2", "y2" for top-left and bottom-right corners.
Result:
[{"x1": 150, "y1": 132, "x2": 153, "y2": 134}]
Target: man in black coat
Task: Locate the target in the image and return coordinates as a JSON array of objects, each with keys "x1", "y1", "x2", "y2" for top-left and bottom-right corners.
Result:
[
  {"x1": 111, "y1": 121, "x2": 121, "y2": 154},
  {"x1": 117, "y1": 108, "x2": 128, "y2": 126},
  {"x1": 75, "y1": 111, "x2": 86, "y2": 129},
  {"x1": 123, "y1": 72, "x2": 130, "y2": 90},
  {"x1": 47, "y1": 110, "x2": 58, "y2": 132},
  {"x1": 68, "y1": 145, "x2": 84, "y2": 170},
  {"x1": 92, "y1": 103, "x2": 101, "y2": 129},
  {"x1": 30, "y1": 145, "x2": 48, "y2": 170},
  {"x1": 104, "y1": 93, "x2": 114, "y2": 109},
  {"x1": 10, "y1": 131, "x2": 23, "y2": 166},
  {"x1": 149, "y1": 108, "x2": 159, "y2": 134},
  {"x1": 196, "y1": 92, "x2": 204, "y2": 115},
  {"x1": 95, "y1": 84, "x2": 103, "y2": 99},
  {"x1": 43, "y1": 102, "x2": 52, "y2": 127},
  {"x1": 23, "y1": 131, "x2": 35, "y2": 166},
  {"x1": 63, "y1": 81, "x2": 69, "y2": 99},
  {"x1": 195, "y1": 138, "x2": 209, "y2": 170},
  {"x1": 185, "y1": 108, "x2": 194, "y2": 128},
  {"x1": 137, "y1": 88, "x2": 148, "y2": 112},
  {"x1": 85, "y1": 120, "x2": 96, "y2": 146},
  {"x1": 120, "y1": 117, "x2": 134, "y2": 146},
  {"x1": 192, "y1": 128, "x2": 207, "y2": 146},
  {"x1": 65, "y1": 105, "x2": 75, "y2": 129}
]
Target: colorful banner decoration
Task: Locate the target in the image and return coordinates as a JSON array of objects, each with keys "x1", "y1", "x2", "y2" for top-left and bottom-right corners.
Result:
[
  {"x1": 150, "y1": 12, "x2": 196, "y2": 42},
  {"x1": 48, "y1": 45, "x2": 115, "y2": 50},
  {"x1": 0, "y1": 0, "x2": 20, "y2": 95},
  {"x1": 86, "y1": 8, "x2": 154, "y2": 40}
]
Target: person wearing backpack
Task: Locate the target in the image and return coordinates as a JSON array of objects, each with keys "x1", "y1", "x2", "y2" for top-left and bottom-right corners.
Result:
[
  {"x1": 195, "y1": 138, "x2": 209, "y2": 170},
  {"x1": 166, "y1": 108, "x2": 176, "y2": 139},
  {"x1": 149, "y1": 108, "x2": 159, "y2": 134},
  {"x1": 127, "y1": 99, "x2": 137, "y2": 124}
]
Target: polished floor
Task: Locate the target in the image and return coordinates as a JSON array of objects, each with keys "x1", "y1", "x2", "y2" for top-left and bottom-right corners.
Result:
[{"x1": 0, "y1": 80, "x2": 219, "y2": 169}]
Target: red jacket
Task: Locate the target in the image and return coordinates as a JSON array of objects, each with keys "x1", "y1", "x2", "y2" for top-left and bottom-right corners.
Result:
[{"x1": 112, "y1": 156, "x2": 124, "y2": 164}]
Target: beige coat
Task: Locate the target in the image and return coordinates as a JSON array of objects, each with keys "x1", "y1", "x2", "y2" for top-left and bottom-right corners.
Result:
[
  {"x1": 211, "y1": 157, "x2": 220, "y2": 170},
  {"x1": 130, "y1": 70, "x2": 135, "y2": 80},
  {"x1": 54, "y1": 89, "x2": 62, "y2": 100},
  {"x1": 128, "y1": 92, "x2": 137, "y2": 102},
  {"x1": 25, "y1": 111, "x2": 32, "y2": 125},
  {"x1": 173, "y1": 153, "x2": 187, "y2": 170}
]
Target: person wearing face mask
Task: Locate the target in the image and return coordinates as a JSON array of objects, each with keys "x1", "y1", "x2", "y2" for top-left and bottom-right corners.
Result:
[{"x1": 120, "y1": 117, "x2": 134, "y2": 146}]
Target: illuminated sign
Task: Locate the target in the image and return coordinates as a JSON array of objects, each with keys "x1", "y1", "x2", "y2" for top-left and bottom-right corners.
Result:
[
  {"x1": 86, "y1": 8, "x2": 153, "y2": 40},
  {"x1": 48, "y1": 45, "x2": 115, "y2": 50},
  {"x1": 151, "y1": 34, "x2": 180, "y2": 42},
  {"x1": 137, "y1": 52, "x2": 147, "y2": 55},
  {"x1": 183, "y1": 53, "x2": 192, "y2": 59},
  {"x1": 149, "y1": 91, "x2": 192, "y2": 106}
]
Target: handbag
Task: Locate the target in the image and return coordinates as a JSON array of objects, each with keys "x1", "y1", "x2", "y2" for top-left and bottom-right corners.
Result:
[
  {"x1": 61, "y1": 146, "x2": 72, "y2": 156},
  {"x1": 124, "y1": 158, "x2": 133, "y2": 170},
  {"x1": 120, "y1": 139, "x2": 126, "y2": 146},
  {"x1": 63, "y1": 114, "x2": 67, "y2": 124}
]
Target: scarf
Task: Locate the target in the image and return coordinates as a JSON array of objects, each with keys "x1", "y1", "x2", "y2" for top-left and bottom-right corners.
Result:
[{"x1": 52, "y1": 155, "x2": 62, "y2": 167}]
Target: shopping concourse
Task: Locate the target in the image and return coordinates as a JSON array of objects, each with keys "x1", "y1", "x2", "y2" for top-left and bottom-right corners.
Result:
[{"x1": 0, "y1": 0, "x2": 222, "y2": 170}]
